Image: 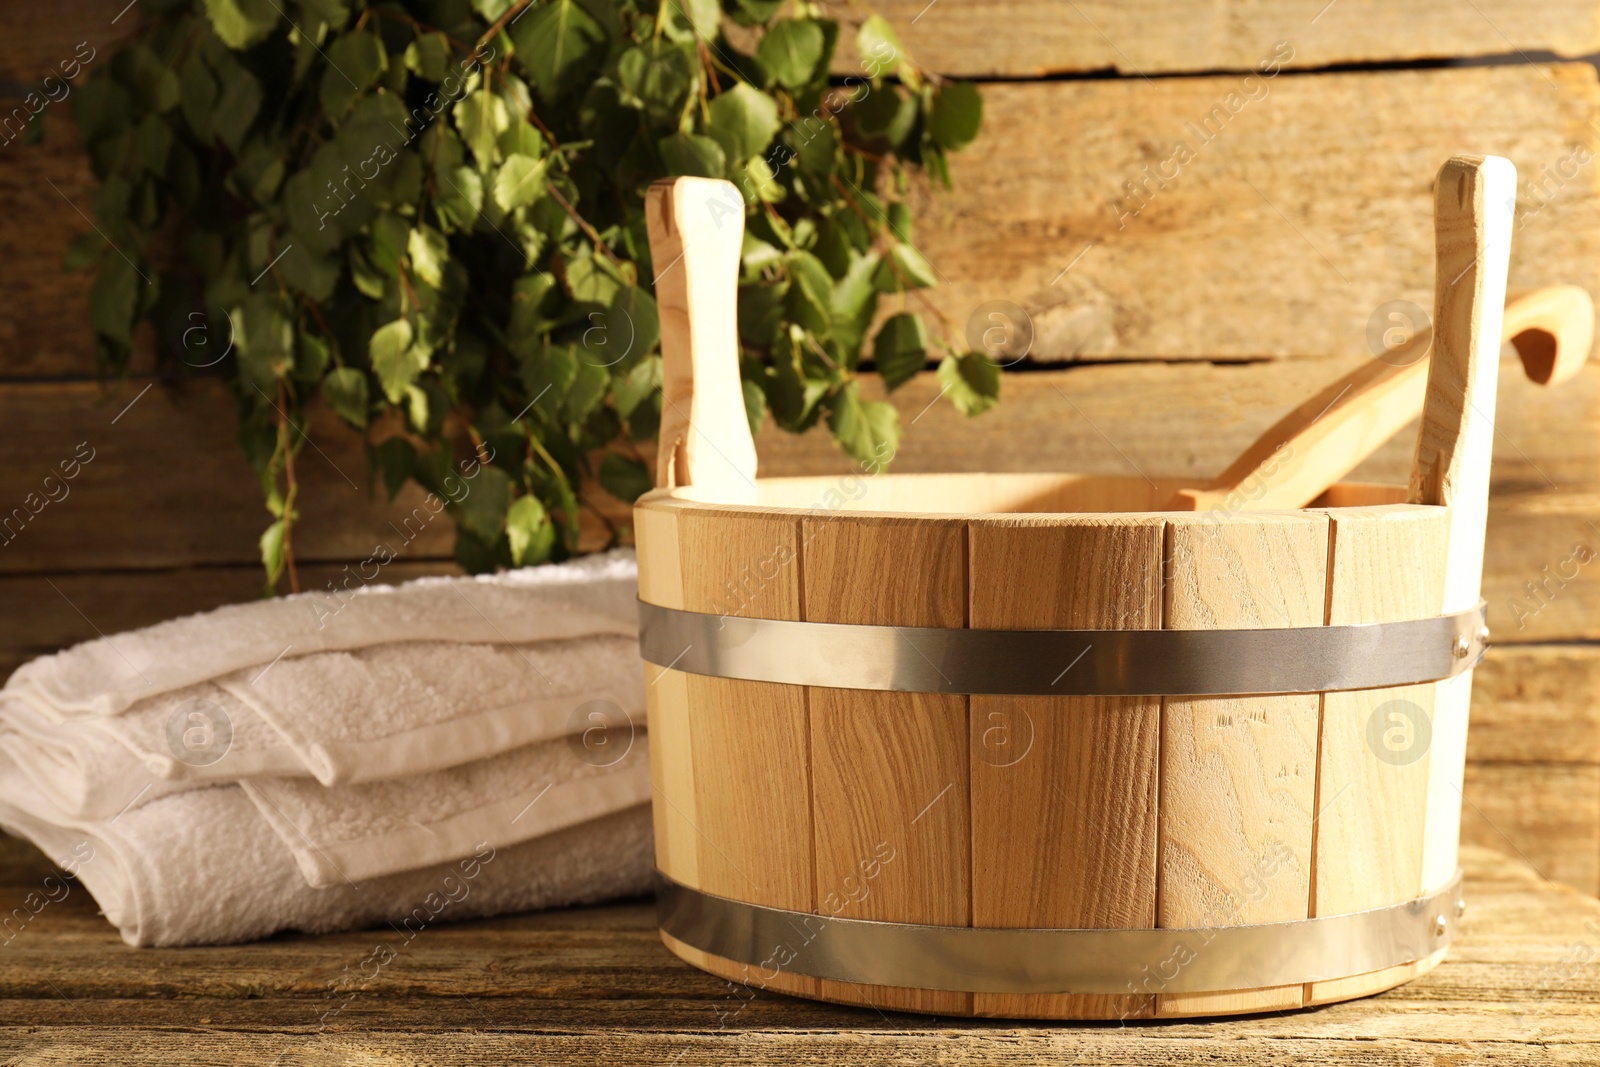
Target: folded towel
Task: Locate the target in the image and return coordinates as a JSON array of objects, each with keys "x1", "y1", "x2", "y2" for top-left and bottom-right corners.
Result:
[
  {"x1": 1, "y1": 634, "x2": 645, "y2": 819},
  {"x1": 6, "y1": 548, "x2": 639, "y2": 717},
  {"x1": 0, "y1": 550, "x2": 658, "y2": 946},
  {"x1": 0, "y1": 752, "x2": 653, "y2": 946},
  {"x1": 243, "y1": 732, "x2": 652, "y2": 886}
]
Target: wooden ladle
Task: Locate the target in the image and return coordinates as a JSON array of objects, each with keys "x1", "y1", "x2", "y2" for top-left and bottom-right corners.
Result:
[{"x1": 1165, "y1": 285, "x2": 1593, "y2": 512}]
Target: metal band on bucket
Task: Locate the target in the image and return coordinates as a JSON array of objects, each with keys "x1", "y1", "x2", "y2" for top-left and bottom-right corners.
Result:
[
  {"x1": 638, "y1": 600, "x2": 1488, "y2": 697},
  {"x1": 656, "y1": 870, "x2": 1464, "y2": 994}
]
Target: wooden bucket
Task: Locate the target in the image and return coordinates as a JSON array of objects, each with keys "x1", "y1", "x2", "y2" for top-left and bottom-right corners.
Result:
[{"x1": 635, "y1": 156, "x2": 1513, "y2": 1019}]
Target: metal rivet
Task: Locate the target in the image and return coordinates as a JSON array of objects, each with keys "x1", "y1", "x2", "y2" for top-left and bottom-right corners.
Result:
[
  {"x1": 1434, "y1": 916, "x2": 1449, "y2": 938},
  {"x1": 1456, "y1": 898, "x2": 1467, "y2": 919},
  {"x1": 1476, "y1": 625, "x2": 1491, "y2": 645},
  {"x1": 1452, "y1": 635, "x2": 1472, "y2": 658}
]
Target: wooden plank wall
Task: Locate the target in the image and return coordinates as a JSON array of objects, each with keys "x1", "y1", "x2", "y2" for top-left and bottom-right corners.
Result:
[{"x1": 3, "y1": 1, "x2": 1600, "y2": 894}]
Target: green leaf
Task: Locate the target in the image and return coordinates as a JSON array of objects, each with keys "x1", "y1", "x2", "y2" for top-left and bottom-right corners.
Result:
[
  {"x1": 683, "y1": 0, "x2": 721, "y2": 39},
  {"x1": 179, "y1": 54, "x2": 218, "y2": 139},
  {"x1": 296, "y1": 328, "x2": 331, "y2": 380},
  {"x1": 929, "y1": 82, "x2": 983, "y2": 151},
  {"x1": 403, "y1": 383, "x2": 430, "y2": 432},
  {"x1": 732, "y1": 0, "x2": 783, "y2": 23},
  {"x1": 742, "y1": 156, "x2": 784, "y2": 202},
  {"x1": 212, "y1": 60, "x2": 263, "y2": 154},
  {"x1": 404, "y1": 35, "x2": 450, "y2": 82},
  {"x1": 566, "y1": 358, "x2": 609, "y2": 421},
  {"x1": 88, "y1": 255, "x2": 140, "y2": 344},
  {"x1": 707, "y1": 83, "x2": 781, "y2": 162},
  {"x1": 497, "y1": 120, "x2": 545, "y2": 161},
  {"x1": 854, "y1": 82, "x2": 913, "y2": 141},
  {"x1": 454, "y1": 91, "x2": 509, "y2": 169},
  {"x1": 203, "y1": 0, "x2": 281, "y2": 50},
  {"x1": 128, "y1": 45, "x2": 181, "y2": 113},
  {"x1": 872, "y1": 312, "x2": 927, "y2": 392},
  {"x1": 856, "y1": 14, "x2": 916, "y2": 88},
  {"x1": 509, "y1": 272, "x2": 564, "y2": 341},
  {"x1": 407, "y1": 225, "x2": 449, "y2": 287},
  {"x1": 521, "y1": 338, "x2": 578, "y2": 411},
  {"x1": 492, "y1": 153, "x2": 549, "y2": 213},
  {"x1": 321, "y1": 366, "x2": 369, "y2": 427},
  {"x1": 785, "y1": 251, "x2": 832, "y2": 336},
  {"x1": 831, "y1": 249, "x2": 879, "y2": 321},
  {"x1": 659, "y1": 133, "x2": 726, "y2": 179},
  {"x1": 613, "y1": 355, "x2": 660, "y2": 418},
  {"x1": 318, "y1": 31, "x2": 386, "y2": 119},
  {"x1": 936, "y1": 351, "x2": 1000, "y2": 416},
  {"x1": 300, "y1": 0, "x2": 350, "y2": 25},
  {"x1": 827, "y1": 384, "x2": 900, "y2": 467},
  {"x1": 133, "y1": 113, "x2": 172, "y2": 172},
  {"x1": 259, "y1": 519, "x2": 287, "y2": 587},
  {"x1": 598, "y1": 453, "x2": 652, "y2": 504},
  {"x1": 795, "y1": 116, "x2": 837, "y2": 179},
  {"x1": 369, "y1": 318, "x2": 428, "y2": 403},
  {"x1": 742, "y1": 377, "x2": 767, "y2": 437},
  {"x1": 873, "y1": 242, "x2": 938, "y2": 292},
  {"x1": 616, "y1": 40, "x2": 694, "y2": 117},
  {"x1": 456, "y1": 465, "x2": 513, "y2": 542},
  {"x1": 565, "y1": 254, "x2": 622, "y2": 305},
  {"x1": 369, "y1": 212, "x2": 410, "y2": 276},
  {"x1": 737, "y1": 280, "x2": 787, "y2": 345},
  {"x1": 505, "y1": 493, "x2": 557, "y2": 565},
  {"x1": 435, "y1": 165, "x2": 484, "y2": 232},
  {"x1": 888, "y1": 201, "x2": 913, "y2": 242},
  {"x1": 277, "y1": 242, "x2": 339, "y2": 301},
  {"x1": 758, "y1": 19, "x2": 825, "y2": 90},
  {"x1": 371, "y1": 435, "x2": 415, "y2": 500},
  {"x1": 229, "y1": 294, "x2": 294, "y2": 388},
  {"x1": 512, "y1": 0, "x2": 607, "y2": 102},
  {"x1": 600, "y1": 284, "x2": 659, "y2": 369}
]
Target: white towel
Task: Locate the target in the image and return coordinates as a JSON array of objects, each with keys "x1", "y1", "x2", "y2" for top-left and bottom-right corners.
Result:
[
  {"x1": 0, "y1": 752, "x2": 654, "y2": 947},
  {"x1": 6, "y1": 548, "x2": 640, "y2": 716},
  {"x1": 0, "y1": 550, "x2": 659, "y2": 945},
  {"x1": 243, "y1": 732, "x2": 653, "y2": 887},
  {"x1": 0, "y1": 634, "x2": 645, "y2": 820}
]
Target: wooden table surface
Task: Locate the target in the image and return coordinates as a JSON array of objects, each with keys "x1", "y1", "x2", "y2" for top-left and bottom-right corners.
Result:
[{"x1": 2, "y1": 835, "x2": 1598, "y2": 1065}]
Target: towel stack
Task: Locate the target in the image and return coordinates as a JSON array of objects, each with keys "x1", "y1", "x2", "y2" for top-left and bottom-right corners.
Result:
[{"x1": 0, "y1": 550, "x2": 655, "y2": 946}]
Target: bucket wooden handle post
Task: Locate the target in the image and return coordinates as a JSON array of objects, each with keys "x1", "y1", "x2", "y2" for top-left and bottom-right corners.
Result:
[
  {"x1": 1410, "y1": 156, "x2": 1516, "y2": 560},
  {"x1": 644, "y1": 177, "x2": 758, "y2": 500},
  {"x1": 1413, "y1": 154, "x2": 1517, "y2": 893}
]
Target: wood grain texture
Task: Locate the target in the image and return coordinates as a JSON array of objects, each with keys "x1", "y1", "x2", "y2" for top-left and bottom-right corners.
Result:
[
  {"x1": 0, "y1": 835, "x2": 1597, "y2": 1063},
  {"x1": 810, "y1": 0, "x2": 1600, "y2": 77},
  {"x1": 1469, "y1": 646, "x2": 1600, "y2": 764},
  {"x1": 0, "y1": 0, "x2": 129, "y2": 84},
  {"x1": 5, "y1": 0, "x2": 1600, "y2": 86},
  {"x1": 967, "y1": 516, "x2": 1164, "y2": 1019},
  {"x1": 671, "y1": 506, "x2": 815, "y2": 1000},
  {"x1": 10, "y1": 67, "x2": 1600, "y2": 378},
  {"x1": 1461, "y1": 762, "x2": 1600, "y2": 896},
  {"x1": 1157, "y1": 512, "x2": 1326, "y2": 1016},
  {"x1": 905, "y1": 65, "x2": 1600, "y2": 363},
  {"x1": 1307, "y1": 504, "x2": 1450, "y2": 1006},
  {"x1": 634, "y1": 500, "x2": 697, "y2": 891},
  {"x1": 802, "y1": 514, "x2": 970, "y2": 1015}
]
